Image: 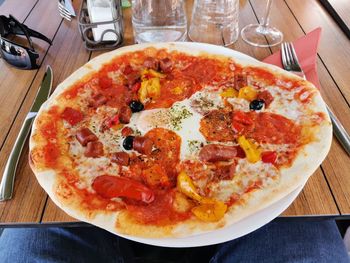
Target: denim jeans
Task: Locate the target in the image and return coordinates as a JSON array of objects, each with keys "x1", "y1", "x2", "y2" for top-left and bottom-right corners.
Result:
[{"x1": 0, "y1": 220, "x2": 348, "y2": 263}]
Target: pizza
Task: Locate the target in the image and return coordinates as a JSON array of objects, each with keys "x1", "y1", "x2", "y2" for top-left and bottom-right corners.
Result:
[{"x1": 29, "y1": 43, "x2": 332, "y2": 238}]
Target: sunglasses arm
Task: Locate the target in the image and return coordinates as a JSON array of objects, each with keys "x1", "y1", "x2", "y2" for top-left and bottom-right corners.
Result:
[{"x1": 12, "y1": 25, "x2": 52, "y2": 45}]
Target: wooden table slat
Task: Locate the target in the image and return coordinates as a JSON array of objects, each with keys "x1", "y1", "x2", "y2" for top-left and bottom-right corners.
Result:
[
  {"x1": 0, "y1": 0, "x2": 38, "y2": 21},
  {"x1": 0, "y1": 0, "x2": 64, "y2": 223},
  {"x1": 285, "y1": 0, "x2": 350, "y2": 103},
  {"x1": 0, "y1": 0, "x2": 62, "y2": 148},
  {"x1": 0, "y1": 0, "x2": 89, "y2": 224}
]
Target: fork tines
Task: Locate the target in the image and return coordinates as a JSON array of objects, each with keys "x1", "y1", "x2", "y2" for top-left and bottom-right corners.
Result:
[
  {"x1": 281, "y1": 42, "x2": 303, "y2": 72},
  {"x1": 58, "y1": 2, "x2": 73, "y2": 21}
]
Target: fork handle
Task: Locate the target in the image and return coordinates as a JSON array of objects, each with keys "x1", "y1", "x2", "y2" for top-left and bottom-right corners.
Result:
[
  {"x1": 0, "y1": 117, "x2": 35, "y2": 201},
  {"x1": 326, "y1": 105, "x2": 350, "y2": 156}
]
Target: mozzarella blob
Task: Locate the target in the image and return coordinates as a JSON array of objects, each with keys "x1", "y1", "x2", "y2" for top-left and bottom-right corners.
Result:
[{"x1": 136, "y1": 99, "x2": 206, "y2": 160}]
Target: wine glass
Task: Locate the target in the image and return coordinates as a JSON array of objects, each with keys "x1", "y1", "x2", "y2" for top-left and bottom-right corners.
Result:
[{"x1": 240, "y1": 0, "x2": 283, "y2": 47}]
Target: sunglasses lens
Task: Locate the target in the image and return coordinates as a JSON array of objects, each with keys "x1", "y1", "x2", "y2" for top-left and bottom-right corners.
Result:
[{"x1": 0, "y1": 37, "x2": 36, "y2": 69}]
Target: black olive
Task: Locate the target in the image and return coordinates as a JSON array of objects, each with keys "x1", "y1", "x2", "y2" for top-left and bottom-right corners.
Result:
[
  {"x1": 129, "y1": 100, "x2": 144, "y2": 113},
  {"x1": 249, "y1": 99, "x2": 265, "y2": 111},
  {"x1": 123, "y1": 136, "x2": 135, "y2": 150}
]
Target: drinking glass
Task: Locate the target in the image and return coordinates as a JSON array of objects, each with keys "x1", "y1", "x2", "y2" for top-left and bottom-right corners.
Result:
[
  {"x1": 241, "y1": 0, "x2": 283, "y2": 47},
  {"x1": 188, "y1": 0, "x2": 239, "y2": 46},
  {"x1": 131, "y1": 0, "x2": 187, "y2": 43}
]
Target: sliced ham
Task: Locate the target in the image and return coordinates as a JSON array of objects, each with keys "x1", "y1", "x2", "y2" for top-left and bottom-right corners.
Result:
[
  {"x1": 111, "y1": 152, "x2": 130, "y2": 166},
  {"x1": 89, "y1": 93, "x2": 107, "y2": 108},
  {"x1": 159, "y1": 58, "x2": 173, "y2": 73},
  {"x1": 125, "y1": 72, "x2": 140, "y2": 86},
  {"x1": 213, "y1": 162, "x2": 237, "y2": 180},
  {"x1": 199, "y1": 144, "x2": 245, "y2": 162},
  {"x1": 119, "y1": 106, "x2": 132, "y2": 124},
  {"x1": 85, "y1": 141, "x2": 104, "y2": 158},
  {"x1": 61, "y1": 107, "x2": 84, "y2": 126},
  {"x1": 257, "y1": 90, "x2": 274, "y2": 108},
  {"x1": 76, "y1": 128, "x2": 98, "y2": 146},
  {"x1": 143, "y1": 57, "x2": 159, "y2": 70},
  {"x1": 234, "y1": 73, "x2": 247, "y2": 90},
  {"x1": 123, "y1": 65, "x2": 140, "y2": 86},
  {"x1": 121, "y1": 126, "x2": 134, "y2": 137},
  {"x1": 123, "y1": 65, "x2": 134, "y2": 75},
  {"x1": 133, "y1": 136, "x2": 154, "y2": 155}
]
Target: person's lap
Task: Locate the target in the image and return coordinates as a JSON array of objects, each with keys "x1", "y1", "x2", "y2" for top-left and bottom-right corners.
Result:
[
  {"x1": 0, "y1": 220, "x2": 348, "y2": 263},
  {"x1": 211, "y1": 220, "x2": 349, "y2": 263}
]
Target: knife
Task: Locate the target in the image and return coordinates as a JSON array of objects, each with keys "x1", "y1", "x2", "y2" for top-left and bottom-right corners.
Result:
[
  {"x1": 281, "y1": 43, "x2": 350, "y2": 156},
  {"x1": 0, "y1": 66, "x2": 53, "y2": 201}
]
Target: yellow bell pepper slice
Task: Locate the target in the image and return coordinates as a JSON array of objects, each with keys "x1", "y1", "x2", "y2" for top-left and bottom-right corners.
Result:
[
  {"x1": 141, "y1": 69, "x2": 165, "y2": 80},
  {"x1": 138, "y1": 81, "x2": 148, "y2": 103},
  {"x1": 238, "y1": 86, "x2": 258, "y2": 101},
  {"x1": 147, "y1": 78, "x2": 161, "y2": 97},
  {"x1": 177, "y1": 171, "x2": 227, "y2": 222},
  {"x1": 177, "y1": 171, "x2": 202, "y2": 202},
  {"x1": 238, "y1": 135, "x2": 261, "y2": 163},
  {"x1": 220, "y1": 88, "x2": 238, "y2": 98},
  {"x1": 138, "y1": 77, "x2": 161, "y2": 103},
  {"x1": 191, "y1": 198, "x2": 227, "y2": 222}
]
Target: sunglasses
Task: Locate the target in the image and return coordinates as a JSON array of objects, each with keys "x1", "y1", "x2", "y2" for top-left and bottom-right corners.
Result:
[{"x1": 0, "y1": 15, "x2": 52, "y2": 70}]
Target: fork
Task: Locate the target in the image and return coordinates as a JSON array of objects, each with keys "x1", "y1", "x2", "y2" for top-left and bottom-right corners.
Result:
[
  {"x1": 281, "y1": 42, "x2": 350, "y2": 156},
  {"x1": 58, "y1": 0, "x2": 76, "y2": 21}
]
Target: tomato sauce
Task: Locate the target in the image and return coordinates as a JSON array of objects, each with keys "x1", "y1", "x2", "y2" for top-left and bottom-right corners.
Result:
[
  {"x1": 147, "y1": 77, "x2": 197, "y2": 109},
  {"x1": 126, "y1": 190, "x2": 191, "y2": 225},
  {"x1": 40, "y1": 121, "x2": 57, "y2": 140},
  {"x1": 37, "y1": 107, "x2": 61, "y2": 168},
  {"x1": 99, "y1": 84, "x2": 130, "y2": 108},
  {"x1": 246, "y1": 67, "x2": 275, "y2": 85},
  {"x1": 61, "y1": 82, "x2": 85, "y2": 99},
  {"x1": 245, "y1": 180, "x2": 263, "y2": 194},
  {"x1": 43, "y1": 142, "x2": 60, "y2": 167},
  {"x1": 57, "y1": 180, "x2": 122, "y2": 212},
  {"x1": 246, "y1": 112, "x2": 301, "y2": 145},
  {"x1": 225, "y1": 193, "x2": 240, "y2": 207},
  {"x1": 294, "y1": 87, "x2": 315, "y2": 103}
]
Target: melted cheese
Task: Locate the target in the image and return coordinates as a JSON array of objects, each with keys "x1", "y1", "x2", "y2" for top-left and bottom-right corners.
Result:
[
  {"x1": 74, "y1": 156, "x2": 120, "y2": 192},
  {"x1": 265, "y1": 86, "x2": 304, "y2": 122},
  {"x1": 137, "y1": 98, "x2": 206, "y2": 160},
  {"x1": 208, "y1": 159, "x2": 279, "y2": 202},
  {"x1": 227, "y1": 98, "x2": 250, "y2": 111}
]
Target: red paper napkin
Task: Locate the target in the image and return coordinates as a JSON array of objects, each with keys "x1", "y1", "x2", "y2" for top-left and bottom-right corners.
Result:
[{"x1": 263, "y1": 27, "x2": 322, "y2": 89}]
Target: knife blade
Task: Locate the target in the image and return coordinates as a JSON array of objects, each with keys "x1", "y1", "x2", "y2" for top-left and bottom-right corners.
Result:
[{"x1": 0, "y1": 66, "x2": 53, "y2": 201}]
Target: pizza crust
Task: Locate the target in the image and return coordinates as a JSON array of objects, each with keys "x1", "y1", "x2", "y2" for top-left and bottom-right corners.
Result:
[{"x1": 29, "y1": 42, "x2": 332, "y2": 240}]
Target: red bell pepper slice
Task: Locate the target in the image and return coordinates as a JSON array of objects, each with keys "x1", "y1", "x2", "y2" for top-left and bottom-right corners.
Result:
[
  {"x1": 61, "y1": 107, "x2": 84, "y2": 126},
  {"x1": 261, "y1": 151, "x2": 277, "y2": 164},
  {"x1": 92, "y1": 175, "x2": 155, "y2": 204}
]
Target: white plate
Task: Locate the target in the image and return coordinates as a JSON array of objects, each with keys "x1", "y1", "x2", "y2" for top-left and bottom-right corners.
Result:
[
  {"x1": 33, "y1": 42, "x2": 329, "y2": 249},
  {"x1": 117, "y1": 183, "x2": 304, "y2": 247}
]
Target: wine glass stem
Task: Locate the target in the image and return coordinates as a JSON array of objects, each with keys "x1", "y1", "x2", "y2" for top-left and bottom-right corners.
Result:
[{"x1": 261, "y1": 0, "x2": 273, "y2": 27}]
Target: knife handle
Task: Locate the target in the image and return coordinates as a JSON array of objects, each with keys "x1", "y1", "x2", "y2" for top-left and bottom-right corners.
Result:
[
  {"x1": 0, "y1": 114, "x2": 35, "y2": 201},
  {"x1": 326, "y1": 106, "x2": 350, "y2": 156}
]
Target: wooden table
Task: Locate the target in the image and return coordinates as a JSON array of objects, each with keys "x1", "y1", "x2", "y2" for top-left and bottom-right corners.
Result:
[{"x1": 0, "y1": 0, "x2": 349, "y2": 227}]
